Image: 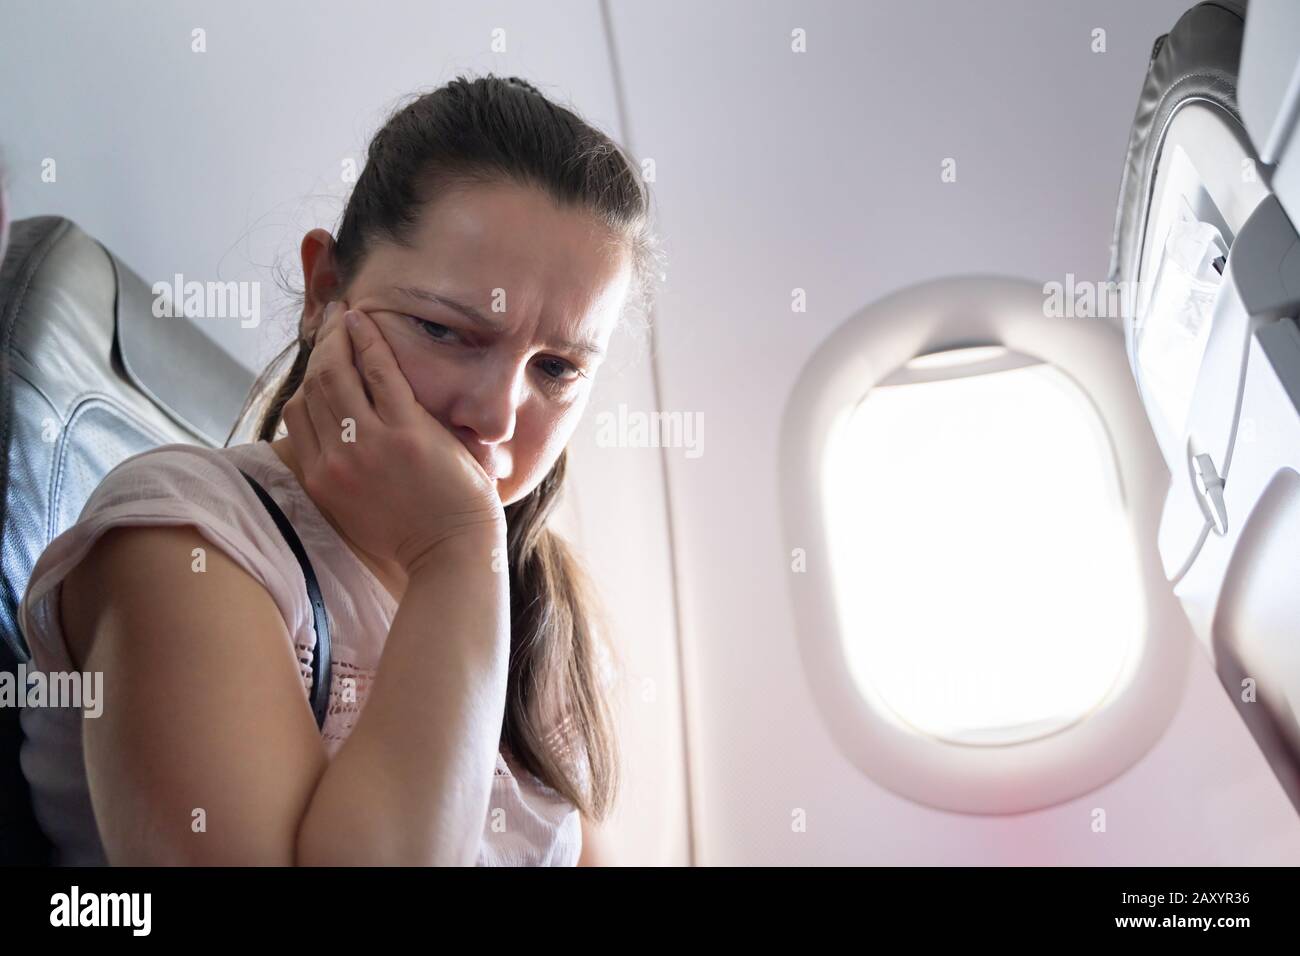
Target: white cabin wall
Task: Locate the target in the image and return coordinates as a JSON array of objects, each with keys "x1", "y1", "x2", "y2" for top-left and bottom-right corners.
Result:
[{"x1": 603, "y1": 0, "x2": 1300, "y2": 863}]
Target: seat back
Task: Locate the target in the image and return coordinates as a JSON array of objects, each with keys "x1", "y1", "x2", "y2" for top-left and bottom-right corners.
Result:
[{"x1": 1108, "y1": 0, "x2": 1300, "y2": 816}]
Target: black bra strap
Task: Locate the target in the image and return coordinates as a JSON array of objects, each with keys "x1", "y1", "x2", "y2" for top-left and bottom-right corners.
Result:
[{"x1": 236, "y1": 468, "x2": 331, "y2": 732}]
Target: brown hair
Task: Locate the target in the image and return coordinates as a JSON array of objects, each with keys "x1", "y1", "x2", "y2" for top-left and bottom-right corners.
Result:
[{"x1": 225, "y1": 73, "x2": 665, "y2": 822}]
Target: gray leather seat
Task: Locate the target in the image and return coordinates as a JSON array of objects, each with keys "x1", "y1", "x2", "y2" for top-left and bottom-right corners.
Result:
[{"x1": 0, "y1": 216, "x2": 255, "y2": 863}]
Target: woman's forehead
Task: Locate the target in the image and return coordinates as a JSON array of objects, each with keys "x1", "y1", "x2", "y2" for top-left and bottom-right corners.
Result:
[
  {"x1": 409, "y1": 182, "x2": 625, "y2": 281},
  {"x1": 361, "y1": 184, "x2": 631, "y2": 340}
]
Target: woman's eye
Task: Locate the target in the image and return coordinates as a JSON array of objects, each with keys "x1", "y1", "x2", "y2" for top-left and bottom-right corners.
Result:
[
  {"x1": 406, "y1": 312, "x2": 583, "y2": 389},
  {"x1": 414, "y1": 318, "x2": 462, "y2": 344},
  {"x1": 538, "y1": 357, "x2": 582, "y2": 383}
]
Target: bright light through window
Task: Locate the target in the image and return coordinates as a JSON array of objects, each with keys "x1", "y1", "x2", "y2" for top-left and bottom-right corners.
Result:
[{"x1": 822, "y1": 356, "x2": 1144, "y2": 746}]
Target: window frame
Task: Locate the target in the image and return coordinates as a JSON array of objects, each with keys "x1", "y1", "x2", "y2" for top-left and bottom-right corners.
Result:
[{"x1": 778, "y1": 276, "x2": 1192, "y2": 814}]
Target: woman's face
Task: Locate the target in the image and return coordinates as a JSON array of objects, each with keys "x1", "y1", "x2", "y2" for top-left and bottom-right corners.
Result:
[{"x1": 302, "y1": 180, "x2": 633, "y2": 506}]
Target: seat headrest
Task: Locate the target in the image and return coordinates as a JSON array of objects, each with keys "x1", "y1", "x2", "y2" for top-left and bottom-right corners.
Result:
[{"x1": 11, "y1": 218, "x2": 255, "y2": 445}]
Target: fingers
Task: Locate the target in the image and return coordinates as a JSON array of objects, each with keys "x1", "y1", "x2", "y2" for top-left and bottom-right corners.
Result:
[
  {"x1": 311, "y1": 301, "x2": 378, "y2": 442},
  {"x1": 301, "y1": 303, "x2": 351, "y2": 452},
  {"x1": 343, "y1": 309, "x2": 418, "y2": 425},
  {"x1": 281, "y1": 302, "x2": 333, "y2": 469}
]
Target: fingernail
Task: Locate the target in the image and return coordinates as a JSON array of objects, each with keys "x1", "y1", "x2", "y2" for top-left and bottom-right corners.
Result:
[
  {"x1": 324, "y1": 301, "x2": 340, "y2": 323},
  {"x1": 345, "y1": 310, "x2": 360, "y2": 331}
]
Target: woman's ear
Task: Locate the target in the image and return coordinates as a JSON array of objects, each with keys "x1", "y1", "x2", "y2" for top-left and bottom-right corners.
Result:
[{"x1": 301, "y1": 228, "x2": 342, "y2": 339}]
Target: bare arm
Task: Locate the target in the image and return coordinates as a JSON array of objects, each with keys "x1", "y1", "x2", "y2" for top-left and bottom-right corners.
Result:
[
  {"x1": 66, "y1": 520, "x2": 508, "y2": 866},
  {"x1": 295, "y1": 527, "x2": 509, "y2": 865}
]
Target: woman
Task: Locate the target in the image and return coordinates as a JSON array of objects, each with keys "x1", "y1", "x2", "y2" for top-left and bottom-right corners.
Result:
[{"x1": 17, "y1": 74, "x2": 665, "y2": 865}]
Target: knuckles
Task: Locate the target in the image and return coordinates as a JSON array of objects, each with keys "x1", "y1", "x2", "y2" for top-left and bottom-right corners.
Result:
[{"x1": 310, "y1": 449, "x2": 362, "y2": 500}]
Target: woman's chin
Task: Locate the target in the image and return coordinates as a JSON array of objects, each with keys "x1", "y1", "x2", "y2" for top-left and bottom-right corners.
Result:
[{"x1": 498, "y1": 479, "x2": 528, "y2": 507}]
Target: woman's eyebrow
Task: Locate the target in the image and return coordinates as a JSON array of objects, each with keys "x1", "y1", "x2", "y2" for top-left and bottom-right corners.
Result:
[
  {"x1": 395, "y1": 285, "x2": 605, "y2": 359},
  {"x1": 396, "y1": 285, "x2": 504, "y2": 330}
]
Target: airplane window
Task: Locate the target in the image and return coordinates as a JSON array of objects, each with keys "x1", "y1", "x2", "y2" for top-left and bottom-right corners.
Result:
[{"x1": 822, "y1": 355, "x2": 1144, "y2": 746}]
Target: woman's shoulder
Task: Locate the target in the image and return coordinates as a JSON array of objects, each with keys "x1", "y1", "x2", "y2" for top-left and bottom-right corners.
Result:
[
  {"x1": 18, "y1": 441, "x2": 309, "y2": 673},
  {"x1": 87, "y1": 441, "x2": 267, "y2": 502},
  {"x1": 70, "y1": 440, "x2": 299, "y2": 538},
  {"x1": 67, "y1": 440, "x2": 302, "y2": 589}
]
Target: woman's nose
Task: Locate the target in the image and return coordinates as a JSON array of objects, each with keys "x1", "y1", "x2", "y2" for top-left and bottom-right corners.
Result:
[{"x1": 448, "y1": 359, "x2": 527, "y2": 445}]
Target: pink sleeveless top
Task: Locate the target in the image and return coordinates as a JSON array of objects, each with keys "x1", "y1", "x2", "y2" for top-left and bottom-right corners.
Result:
[{"x1": 17, "y1": 439, "x2": 582, "y2": 866}]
